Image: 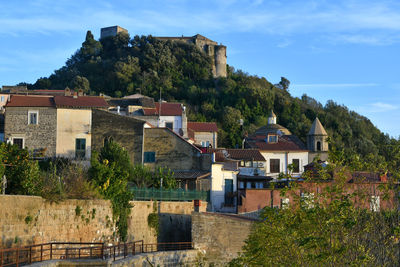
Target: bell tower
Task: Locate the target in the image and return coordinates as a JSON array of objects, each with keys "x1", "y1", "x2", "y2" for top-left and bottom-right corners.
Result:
[{"x1": 307, "y1": 117, "x2": 328, "y2": 161}]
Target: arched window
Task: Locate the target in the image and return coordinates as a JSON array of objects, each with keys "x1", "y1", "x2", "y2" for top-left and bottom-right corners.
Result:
[{"x1": 316, "y1": 141, "x2": 321, "y2": 151}]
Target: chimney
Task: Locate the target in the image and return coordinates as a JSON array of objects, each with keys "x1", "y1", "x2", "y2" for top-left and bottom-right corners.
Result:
[
  {"x1": 73, "y1": 92, "x2": 78, "y2": 99},
  {"x1": 78, "y1": 89, "x2": 84, "y2": 96},
  {"x1": 117, "y1": 106, "x2": 120, "y2": 115},
  {"x1": 64, "y1": 87, "x2": 71, "y2": 96},
  {"x1": 181, "y1": 104, "x2": 188, "y2": 138}
]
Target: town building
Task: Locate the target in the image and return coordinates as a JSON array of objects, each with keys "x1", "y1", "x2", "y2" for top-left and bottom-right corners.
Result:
[
  {"x1": 245, "y1": 111, "x2": 310, "y2": 178},
  {"x1": 187, "y1": 122, "x2": 218, "y2": 148},
  {"x1": 4, "y1": 94, "x2": 108, "y2": 160}
]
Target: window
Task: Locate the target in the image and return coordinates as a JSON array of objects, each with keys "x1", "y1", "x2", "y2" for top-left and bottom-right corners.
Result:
[
  {"x1": 270, "y1": 159, "x2": 280, "y2": 173},
  {"x1": 268, "y1": 134, "x2": 278, "y2": 143},
  {"x1": 165, "y1": 122, "x2": 173, "y2": 130},
  {"x1": 144, "y1": 152, "x2": 156, "y2": 163},
  {"x1": 1, "y1": 96, "x2": 4, "y2": 102},
  {"x1": 292, "y1": 159, "x2": 300, "y2": 173},
  {"x1": 28, "y1": 111, "x2": 38, "y2": 125},
  {"x1": 201, "y1": 141, "x2": 210, "y2": 147},
  {"x1": 75, "y1": 138, "x2": 86, "y2": 158},
  {"x1": 12, "y1": 138, "x2": 24, "y2": 149},
  {"x1": 316, "y1": 141, "x2": 321, "y2": 151},
  {"x1": 239, "y1": 181, "x2": 245, "y2": 189}
]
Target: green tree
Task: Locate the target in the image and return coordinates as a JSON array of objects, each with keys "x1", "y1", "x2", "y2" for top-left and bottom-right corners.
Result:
[
  {"x1": 1, "y1": 143, "x2": 42, "y2": 195},
  {"x1": 89, "y1": 141, "x2": 133, "y2": 241}
]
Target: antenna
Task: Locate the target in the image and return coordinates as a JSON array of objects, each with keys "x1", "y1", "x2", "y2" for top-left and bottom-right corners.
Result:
[{"x1": 158, "y1": 87, "x2": 162, "y2": 127}]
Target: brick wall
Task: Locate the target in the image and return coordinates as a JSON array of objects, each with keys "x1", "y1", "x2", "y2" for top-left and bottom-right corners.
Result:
[{"x1": 238, "y1": 182, "x2": 397, "y2": 213}]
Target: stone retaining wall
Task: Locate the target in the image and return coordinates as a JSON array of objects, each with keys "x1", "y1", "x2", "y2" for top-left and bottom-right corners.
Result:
[{"x1": 0, "y1": 195, "x2": 206, "y2": 248}]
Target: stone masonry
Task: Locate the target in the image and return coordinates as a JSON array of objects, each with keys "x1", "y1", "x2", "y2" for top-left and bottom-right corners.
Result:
[
  {"x1": 4, "y1": 107, "x2": 57, "y2": 157},
  {"x1": 91, "y1": 109, "x2": 145, "y2": 165},
  {"x1": 192, "y1": 212, "x2": 254, "y2": 264}
]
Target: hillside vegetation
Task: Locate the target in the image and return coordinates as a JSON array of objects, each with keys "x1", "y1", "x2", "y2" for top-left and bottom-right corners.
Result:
[{"x1": 24, "y1": 31, "x2": 400, "y2": 173}]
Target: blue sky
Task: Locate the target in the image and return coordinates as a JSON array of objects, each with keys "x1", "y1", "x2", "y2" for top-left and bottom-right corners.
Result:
[{"x1": 1, "y1": 0, "x2": 400, "y2": 137}]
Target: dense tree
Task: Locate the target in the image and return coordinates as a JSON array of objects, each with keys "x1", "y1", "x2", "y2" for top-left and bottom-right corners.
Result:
[{"x1": 24, "y1": 31, "x2": 400, "y2": 172}]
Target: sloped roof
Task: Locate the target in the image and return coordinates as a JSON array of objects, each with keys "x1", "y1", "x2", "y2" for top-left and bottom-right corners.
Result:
[
  {"x1": 187, "y1": 122, "x2": 218, "y2": 132},
  {"x1": 204, "y1": 148, "x2": 265, "y2": 161},
  {"x1": 6, "y1": 95, "x2": 54, "y2": 107},
  {"x1": 246, "y1": 135, "x2": 308, "y2": 152},
  {"x1": 308, "y1": 117, "x2": 328, "y2": 135},
  {"x1": 155, "y1": 102, "x2": 183, "y2": 116},
  {"x1": 54, "y1": 96, "x2": 108, "y2": 108},
  {"x1": 173, "y1": 170, "x2": 211, "y2": 180}
]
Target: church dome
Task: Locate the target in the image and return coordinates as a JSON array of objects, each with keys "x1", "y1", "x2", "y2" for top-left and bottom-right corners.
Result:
[{"x1": 254, "y1": 123, "x2": 292, "y2": 136}]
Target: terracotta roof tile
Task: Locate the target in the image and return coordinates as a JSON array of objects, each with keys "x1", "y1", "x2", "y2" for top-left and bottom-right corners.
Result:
[
  {"x1": 142, "y1": 108, "x2": 158, "y2": 116},
  {"x1": 53, "y1": 96, "x2": 108, "y2": 108},
  {"x1": 204, "y1": 148, "x2": 265, "y2": 161},
  {"x1": 155, "y1": 102, "x2": 183, "y2": 116},
  {"x1": 246, "y1": 135, "x2": 307, "y2": 151},
  {"x1": 6, "y1": 95, "x2": 54, "y2": 107},
  {"x1": 188, "y1": 122, "x2": 218, "y2": 132}
]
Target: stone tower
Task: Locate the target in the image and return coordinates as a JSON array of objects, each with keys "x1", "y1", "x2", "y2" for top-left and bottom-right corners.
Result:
[
  {"x1": 307, "y1": 117, "x2": 328, "y2": 161},
  {"x1": 155, "y1": 34, "x2": 227, "y2": 78},
  {"x1": 100, "y1": 26, "x2": 128, "y2": 39}
]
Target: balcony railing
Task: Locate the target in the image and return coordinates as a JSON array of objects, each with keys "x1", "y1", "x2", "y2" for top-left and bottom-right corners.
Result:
[{"x1": 130, "y1": 187, "x2": 209, "y2": 202}]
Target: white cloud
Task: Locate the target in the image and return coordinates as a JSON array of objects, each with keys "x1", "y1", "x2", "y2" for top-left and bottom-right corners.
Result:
[
  {"x1": 1, "y1": 0, "x2": 400, "y2": 45},
  {"x1": 370, "y1": 102, "x2": 398, "y2": 112},
  {"x1": 293, "y1": 83, "x2": 379, "y2": 89}
]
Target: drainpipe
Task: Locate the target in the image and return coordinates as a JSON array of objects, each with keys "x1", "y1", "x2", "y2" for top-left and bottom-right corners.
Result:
[
  {"x1": 141, "y1": 124, "x2": 145, "y2": 165},
  {"x1": 285, "y1": 152, "x2": 289, "y2": 175}
]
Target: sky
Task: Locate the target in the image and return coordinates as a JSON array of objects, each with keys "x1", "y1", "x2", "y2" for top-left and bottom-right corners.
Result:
[{"x1": 1, "y1": 0, "x2": 400, "y2": 137}]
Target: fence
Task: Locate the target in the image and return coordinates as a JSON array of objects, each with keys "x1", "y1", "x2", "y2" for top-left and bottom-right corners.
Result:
[
  {"x1": 130, "y1": 187, "x2": 209, "y2": 201},
  {"x1": 0, "y1": 241, "x2": 193, "y2": 267}
]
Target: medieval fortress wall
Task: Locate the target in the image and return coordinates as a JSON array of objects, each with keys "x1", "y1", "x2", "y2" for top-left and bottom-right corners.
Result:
[{"x1": 100, "y1": 26, "x2": 227, "y2": 78}]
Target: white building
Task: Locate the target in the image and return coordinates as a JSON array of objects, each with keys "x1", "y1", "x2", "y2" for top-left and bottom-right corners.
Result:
[{"x1": 245, "y1": 111, "x2": 312, "y2": 178}]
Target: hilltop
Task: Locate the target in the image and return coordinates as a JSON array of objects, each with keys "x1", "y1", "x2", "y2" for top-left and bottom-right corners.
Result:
[{"x1": 20, "y1": 30, "x2": 400, "y2": 172}]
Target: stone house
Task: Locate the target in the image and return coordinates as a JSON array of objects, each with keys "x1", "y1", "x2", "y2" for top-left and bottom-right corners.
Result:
[
  {"x1": 4, "y1": 95, "x2": 108, "y2": 160},
  {"x1": 187, "y1": 122, "x2": 218, "y2": 148},
  {"x1": 91, "y1": 109, "x2": 145, "y2": 165},
  {"x1": 143, "y1": 127, "x2": 211, "y2": 189}
]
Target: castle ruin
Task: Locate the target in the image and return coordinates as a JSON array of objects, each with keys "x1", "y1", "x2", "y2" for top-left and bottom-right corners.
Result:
[{"x1": 100, "y1": 26, "x2": 227, "y2": 78}]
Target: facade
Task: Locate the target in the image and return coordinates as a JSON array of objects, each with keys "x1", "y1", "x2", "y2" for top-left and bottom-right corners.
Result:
[
  {"x1": 5, "y1": 96, "x2": 57, "y2": 157},
  {"x1": 4, "y1": 95, "x2": 108, "y2": 160},
  {"x1": 238, "y1": 173, "x2": 394, "y2": 213},
  {"x1": 207, "y1": 148, "x2": 269, "y2": 213},
  {"x1": 187, "y1": 122, "x2": 218, "y2": 148},
  {"x1": 143, "y1": 127, "x2": 210, "y2": 171},
  {"x1": 245, "y1": 111, "x2": 309, "y2": 178},
  {"x1": 91, "y1": 109, "x2": 145, "y2": 165}
]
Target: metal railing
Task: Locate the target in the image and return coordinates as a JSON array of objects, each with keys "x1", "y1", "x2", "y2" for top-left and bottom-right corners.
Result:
[
  {"x1": 130, "y1": 187, "x2": 209, "y2": 201},
  {"x1": 0, "y1": 241, "x2": 193, "y2": 266}
]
